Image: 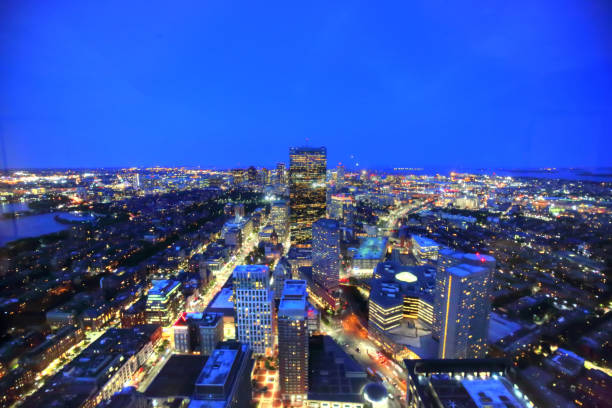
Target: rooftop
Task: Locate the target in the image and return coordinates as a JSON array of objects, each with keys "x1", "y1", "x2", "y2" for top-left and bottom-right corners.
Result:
[
  {"x1": 354, "y1": 237, "x2": 388, "y2": 260},
  {"x1": 206, "y1": 287, "x2": 234, "y2": 313},
  {"x1": 196, "y1": 348, "x2": 239, "y2": 386},
  {"x1": 405, "y1": 359, "x2": 533, "y2": 408},
  {"x1": 448, "y1": 264, "x2": 487, "y2": 278},
  {"x1": 149, "y1": 279, "x2": 181, "y2": 296},
  {"x1": 395, "y1": 271, "x2": 418, "y2": 283},
  {"x1": 308, "y1": 336, "x2": 368, "y2": 403},
  {"x1": 411, "y1": 234, "x2": 440, "y2": 248},
  {"x1": 233, "y1": 264, "x2": 269, "y2": 276},
  {"x1": 461, "y1": 378, "x2": 525, "y2": 408},
  {"x1": 145, "y1": 354, "x2": 208, "y2": 398}
]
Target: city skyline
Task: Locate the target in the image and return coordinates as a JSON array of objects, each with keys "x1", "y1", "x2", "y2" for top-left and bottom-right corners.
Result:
[
  {"x1": 1, "y1": 1, "x2": 611, "y2": 406},
  {"x1": 2, "y1": 1, "x2": 612, "y2": 169}
]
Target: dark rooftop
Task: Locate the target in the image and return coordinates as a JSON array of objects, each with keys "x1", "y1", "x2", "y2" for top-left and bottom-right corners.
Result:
[{"x1": 145, "y1": 354, "x2": 208, "y2": 398}]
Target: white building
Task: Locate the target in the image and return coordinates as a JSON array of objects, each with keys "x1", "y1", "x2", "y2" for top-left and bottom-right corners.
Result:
[{"x1": 232, "y1": 264, "x2": 274, "y2": 355}]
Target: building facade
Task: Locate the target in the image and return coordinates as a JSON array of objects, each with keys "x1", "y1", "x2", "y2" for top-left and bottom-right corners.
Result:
[
  {"x1": 312, "y1": 218, "x2": 340, "y2": 292},
  {"x1": 278, "y1": 280, "x2": 309, "y2": 404},
  {"x1": 270, "y1": 200, "x2": 289, "y2": 241},
  {"x1": 145, "y1": 280, "x2": 184, "y2": 327},
  {"x1": 232, "y1": 265, "x2": 274, "y2": 355},
  {"x1": 433, "y1": 250, "x2": 495, "y2": 359},
  {"x1": 289, "y1": 147, "x2": 327, "y2": 246},
  {"x1": 173, "y1": 312, "x2": 224, "y2": 355}
]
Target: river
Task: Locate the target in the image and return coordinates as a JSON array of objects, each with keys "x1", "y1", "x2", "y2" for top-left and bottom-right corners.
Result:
[{"x1": 0, "y1": 211, "x2": 96, "y2": 247}]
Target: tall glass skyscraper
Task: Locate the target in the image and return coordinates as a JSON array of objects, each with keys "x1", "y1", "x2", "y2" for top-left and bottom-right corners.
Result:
[
  {"x1": 232, "y1": 264, "x2": 274, "y2": 356},
  {"x1": 312, "y1": 218, "x2": 340, "y2": 291},
  {"x1": 270, "y1": 200, "x2": 289, "y2": 241},
  {"x1": 289, "y1": 147, "x2": 327, "y2": 246}
]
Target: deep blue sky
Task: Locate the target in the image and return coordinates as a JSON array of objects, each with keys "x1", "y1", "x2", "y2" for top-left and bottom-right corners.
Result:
[{"x1": 1, "y1": 1, "x2": 611, "y2": 169}]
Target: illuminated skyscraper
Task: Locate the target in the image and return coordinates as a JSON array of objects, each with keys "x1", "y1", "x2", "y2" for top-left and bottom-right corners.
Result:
[
  {"x1": 433, "y1": 249, "x2": 495, "y2": 359},
  {"x1": 276, "y1": 162, "x2": 287, "y2": 185},
  {"x1": 278, "y1": 280, "x2": 308, "y2": 403},
  {"x1": 246, "y1": 166, "x2": 257, "y2": 183},
  {"x1": 289, "y1": 147, "x2": 327, "y2": 245},
  {"x1": 336, "y1": 164, "x2": 345, "y2": 187},
  {"x1": 312, "y1": 218, "x2": 340, "y2": 291},
  {"x1": 232, "y1": 265, "x2": 274, "y2": 355},
  {"x1": 270, "y1": 200, "x2": 289, "y2": 241}
]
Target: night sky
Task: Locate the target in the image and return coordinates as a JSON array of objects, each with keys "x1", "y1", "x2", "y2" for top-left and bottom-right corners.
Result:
[{"x1": 1, "y1": 1, "x2": 611, "y2": 169}]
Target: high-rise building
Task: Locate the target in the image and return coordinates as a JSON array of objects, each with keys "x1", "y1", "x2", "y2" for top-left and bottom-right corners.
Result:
[
  {"x1": 289, "y1": 147, "x2": 327, "y2": 245},
  {"x1": 232, "y1": 265, "x2": 274, "y2": 355},
  {"x1": 278, "y1": 280, "x2": 309, "y2": 403},
  {"x1": 336, "y1": 164, "x2": 345, "y2": 187},
  {"x1": 270, "y1": 200, "x2": 289, "y2": 241},
  {"x1": 327, "y1": 194, "x2": 354, "y2": 223},
  {"x1": 145, "y1": 280, "x2": 184, "y2": 326},
  {"x1": 433, "y1": 249, "x2": 495, "y2": 359},
  {"x1": 276, "y1": 162, "x2": 287, "y2": 185},
  {"x1": 258, "y1": 167, "x2": 269, "y2": 185},
  {"x1": 312, "y1": 218, "x2": 340, "y2": 292},
  {"x1": 131, "y1": 173, "x2": 140, "y2": 190},
  {"x1": 231, "y1": 168, "x2": 247, "y2": 185},
  {"x1": 247, "y1": 166, "x2": 257, "y2": 182}
]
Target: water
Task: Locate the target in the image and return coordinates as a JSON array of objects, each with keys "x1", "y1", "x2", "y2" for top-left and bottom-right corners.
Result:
[
  {"x1": 0, "y1": 211, "x2": 96, "y2": 247},
  {"x1": 0, "y1": 202, "x2": 31, "y2": 214},
  {"x1": 0, "y1": 213, "x2": 68, "y2": 247}
]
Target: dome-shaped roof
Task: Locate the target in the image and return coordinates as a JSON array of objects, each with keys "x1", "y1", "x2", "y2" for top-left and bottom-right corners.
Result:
[
  {"x1": 395, "y1": 271, "x2": 418, "y2": 283},
  {"x1": 363, "y1": 382, "x2": 388, "y2": 403}
]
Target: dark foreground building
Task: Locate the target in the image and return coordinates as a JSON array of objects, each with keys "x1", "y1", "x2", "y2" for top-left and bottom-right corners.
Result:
[{"x1": 405, "y1": 359, "x2": 535, "y2": 408}]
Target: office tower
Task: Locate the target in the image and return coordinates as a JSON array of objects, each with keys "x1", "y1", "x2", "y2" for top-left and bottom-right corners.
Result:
[
  {"x1": 247, "y1": 166, "x2": 257, "y2": 183},
  {"x1": 336, "y1": 164, "x2": 345, "y2": 187},
  {"x1": 276, "y1": 162, "x2": 287, "y2": 185},
  {"x1": 312, "y1": 218, "x2": 340, "y2": 292},
  {"x1": 278, "y1": 280, "x2": 309, "y2": 403},
  {"x1": 232, "y1": 265, "x2": 274, "y2": 355},
  {"x1": 405, "y1": 359, "x2": 534, "y2": 408},
  {"x1": 368, "y1": 281, "x2": 404, "y2": 333},
  {"x1": 327, "y1": 194, "x2": 354, "y2": 222},
  {"x1": 145, "y1": 280, "x2": 184, "y2": 326},
  {"x1": 258, "y1": 167, "x2": 269, "y2": 185},
  {"x1": 433, "y1": 250, "x2": 495, "y2": 340},
  {"x1": 231, "y1": 168, "x2": 246, "y2": 185},
  {"x1": 270, "y1": 200, "x2": 289, "y2": 241},
  {"x1": 131, "y1": 173, "x2": 140, "y2": 190},
  {"x1": 433, "y1": 249, "x2": 495, "y2": 359},
  {"x1": 193, "y1": 341, "x2": 254, "y2": 407},
  {"x1": 289, "y1": 146, "x2": 327, "y2": 245}
]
